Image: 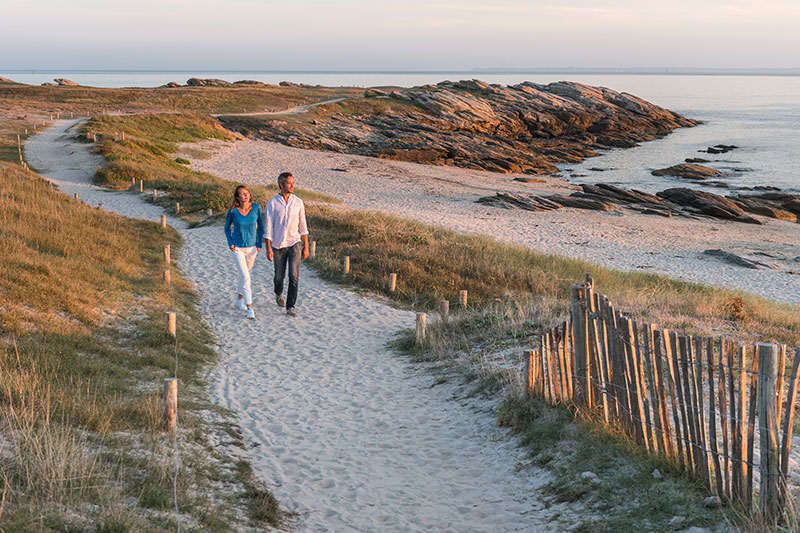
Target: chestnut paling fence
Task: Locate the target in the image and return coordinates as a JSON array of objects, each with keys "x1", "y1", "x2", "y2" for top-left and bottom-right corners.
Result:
[{"x1": 524, "y1": 276, "x2": 800, "y2": 523}]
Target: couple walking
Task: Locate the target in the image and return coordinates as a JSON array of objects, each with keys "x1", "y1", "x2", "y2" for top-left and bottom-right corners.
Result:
[{"x1": 224, "y1": 172, "x2": 309, "y2": 319}]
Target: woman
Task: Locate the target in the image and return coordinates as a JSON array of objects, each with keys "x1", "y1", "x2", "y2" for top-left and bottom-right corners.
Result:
[{"x1": 224, "y1": 185, "x2": 263, "y2": 319}]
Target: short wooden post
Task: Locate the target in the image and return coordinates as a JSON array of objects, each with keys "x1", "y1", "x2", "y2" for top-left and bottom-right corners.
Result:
[
  {"x1": 343, "y1": 256, "x2": 350, "y2": 274},
  {"x1": 389, "y1": 273, "x2": 397, "y2": 292},
  {"x1": 153, "y1": 189, "x2": 158, "y2": 200},
  {"x1": 130, "y1": 177, "x2": 135, "y2": 188},
  {"x1": 459, "y1": 290, "x2": 468, "y2": 308},
  {"x1": 163, "y1": 378, "x2": 178, "y2": 434},
  {"x1": 160, "y1": 215, "x2": 166, "y2": 229},
  {"x1": 73, "y1": 192, "x2": 78, "y2": 200},
  {"x1": 206, "y1": 208, "x2": 212, "y2": 217},
  {"x1": 175, "y1": 202, "x2": 180, "y2": 213},
  {"x1": 757, "y1": 343, "x2": 779, "y2": 522},
  {"x1": 415, "y1": 313, "x2": 426, "y2": 344},
  {"x1": 439, "y1": 300, "x2": 449, "y2": 324},
  {"x1": 310, "y1": 241, "x2": 316, "y2": 259},
  {"x1": 163, "y1": 269, "x2": 171, "y2": 286},
  {"x1": 139, "y1": 180, "x2": 143, "y2": 193},
  {"x1": 166, "y1": 311, "x2": 176, "y2": 336},
  {"x1": 163, "y1": 244, "x2": 170, "y2": 264}
]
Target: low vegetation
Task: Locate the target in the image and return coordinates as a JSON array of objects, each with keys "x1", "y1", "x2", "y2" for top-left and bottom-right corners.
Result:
[
  {"x1": 0, "y1": 163, "x2": 280, "y2": 530},
  {"x1": 84, "y1": 113, "x2": 339, "y2": 217}
]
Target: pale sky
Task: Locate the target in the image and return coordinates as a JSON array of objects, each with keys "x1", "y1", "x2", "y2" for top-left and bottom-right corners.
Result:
[{"x1": 2, "y1": 0, "x2": 798, "y2": 70}]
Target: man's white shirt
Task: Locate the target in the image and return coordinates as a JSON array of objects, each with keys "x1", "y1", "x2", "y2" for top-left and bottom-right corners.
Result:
[{"x1": 265, "y1": 193, "x2": 308, "y2": 248}]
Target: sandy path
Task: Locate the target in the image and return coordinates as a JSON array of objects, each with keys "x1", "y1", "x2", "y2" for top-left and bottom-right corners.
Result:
[
  {"x1": 187, "y1": 138, "x2": 800, "y2": 306},
  {"x1": 26, "y1": 120, "x2": 571, "y2": 531}
]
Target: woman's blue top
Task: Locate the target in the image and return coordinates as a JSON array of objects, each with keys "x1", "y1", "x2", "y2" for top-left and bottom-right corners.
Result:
[{"x1": 224, "y1": 203, "x2": 264, "y2": 248}]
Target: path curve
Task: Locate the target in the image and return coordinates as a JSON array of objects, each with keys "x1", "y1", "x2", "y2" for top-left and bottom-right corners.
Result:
[{"x1": 25, "y1": 119, "x2": 574, "y2": 532}]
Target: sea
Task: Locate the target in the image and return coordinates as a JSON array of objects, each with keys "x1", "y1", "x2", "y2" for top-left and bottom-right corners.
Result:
[{"x1": 3, "y1": 70, "x2": 798, "y2": 194}]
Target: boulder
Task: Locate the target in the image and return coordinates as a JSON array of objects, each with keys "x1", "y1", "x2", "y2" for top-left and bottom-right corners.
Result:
[
  {"x1": 160, "y1": 82, "x2": 180, "y2": 88},
  {"x1": 41, "y1": 82, "x2": 56, "y2": 86},
  {"x1": 364, "y1": 88, "x2": 388, "y2": 98},
  {"x1": 657, "y1": 188, "x2": 746, "y2": 220},
  {"x1": 734, "y1": 197, "x2": 797, "y2": 222},
  {"x1": 0, "y1": 76, "x2": 17, "y2": 84},
  {"x1": 704, "y1": 249, "x2": 773, "y2": 269},
  {"x1": 186, "y1": 78, "x2": 232, "y2": 87},
  {"x1": 233, "y1": 80, "x2": 266, "y2": 86},
  {"x1": 279, "y1": 81, "x2": 297, "y2": 87},
  {"x1": 685, "y1": 157, "x2": 710, "y2": 163},
  {"x1": 547, "y1": 194, "x2": 618, "y2": 211},
  {"x1": 652, "y1": 163, "x2": 723, "y2": 180},
  {"x1": 54, "y1": 78, "x2": 79, "y2": 86}
]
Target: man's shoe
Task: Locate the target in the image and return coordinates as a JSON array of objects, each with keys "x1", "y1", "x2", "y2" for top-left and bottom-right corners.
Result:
[
  {"x1": 286, "y1": 307, "x2": 297, "y2": 317},
  {"x1": 236, "y1": 299, "x2": 247, "y2": 311},
  {"x1": 276, "y1": 294, "x2": 285, "y2": 308},
  {"x1": 246, "y1": 307, "x2": 256, "y2": 320}
]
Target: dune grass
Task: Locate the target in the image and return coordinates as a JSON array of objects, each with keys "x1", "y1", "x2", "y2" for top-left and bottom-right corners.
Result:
[
  {"x1": 0, "y1": 162, "x2": 280, "y2": 530},
  {"x1": 84, "y1": 113, "x2": 339, "y2": 217},
  {"x1": 306, "y1": 205, "x2": 800, "y2": 345}
]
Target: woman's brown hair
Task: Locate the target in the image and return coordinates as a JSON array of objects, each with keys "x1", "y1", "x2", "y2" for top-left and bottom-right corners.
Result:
[{"x1": 231, "y1": 185, "x2": 251, "y2": 210}]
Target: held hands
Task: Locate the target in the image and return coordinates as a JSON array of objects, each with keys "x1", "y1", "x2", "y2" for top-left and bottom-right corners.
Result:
[{"x1": 230, "y1": 245, "x2": 236, "y2": 251}]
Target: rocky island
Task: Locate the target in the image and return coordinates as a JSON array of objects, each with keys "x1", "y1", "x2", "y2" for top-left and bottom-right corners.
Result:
[{"x1": 220, "y1": 79, "x2": 698, "y2": 175}]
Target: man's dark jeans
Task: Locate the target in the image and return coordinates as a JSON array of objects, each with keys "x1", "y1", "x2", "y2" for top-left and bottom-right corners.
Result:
[{"x1": 273, "y1": 242, "x2": 302, "y2": 310}]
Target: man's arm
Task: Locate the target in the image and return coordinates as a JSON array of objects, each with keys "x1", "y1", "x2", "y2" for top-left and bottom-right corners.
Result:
[
  {"x1": 301, "y1": 234, "x2": 309, "y2": 260},
  {"x1": 265, "y1": 238, "x2": 273, "y2": 261}
]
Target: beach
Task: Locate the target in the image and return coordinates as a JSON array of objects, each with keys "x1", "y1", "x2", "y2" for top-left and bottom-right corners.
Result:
[{"x1": 187, "y1": 137, "x2": 800, "y2": 306}]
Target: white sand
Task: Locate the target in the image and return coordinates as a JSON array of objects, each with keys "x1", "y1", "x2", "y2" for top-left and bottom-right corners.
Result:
[
  {"x1": 187, "y1": 138, "x2": 800, "y2": 306},
  {"x1": 27, "y1": 120, "x2": 576, "y2": 531}
]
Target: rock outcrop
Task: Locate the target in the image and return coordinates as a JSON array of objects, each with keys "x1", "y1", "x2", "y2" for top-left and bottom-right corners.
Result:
[
  {"x1": 0, "y1": 76, "x2": 17, "y2": 84},
  {"x1": 186, "y1": 78, "x2": 233, "y2": 87},
  {"x1": 221, "y1": 79, "x2": 698, "y2": 175},
  {"x1": 54, "y1": 78, "x2": 79, "y2": 86},
  {"x1": 652, "y1": 163, "x2": 724, "y2": 180},
  {"x1": 478, "y1": 185, "x2": 800, "y2": 225}
]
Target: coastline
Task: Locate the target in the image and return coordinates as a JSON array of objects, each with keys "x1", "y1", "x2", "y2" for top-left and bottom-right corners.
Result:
[{"x1": 187, "y1": 137, "x2": 800, "y2": 306}]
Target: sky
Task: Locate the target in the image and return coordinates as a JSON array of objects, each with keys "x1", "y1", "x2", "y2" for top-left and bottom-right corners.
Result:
[{"x1": 1, "y1": 0, "x2": 799, "y2": 70}]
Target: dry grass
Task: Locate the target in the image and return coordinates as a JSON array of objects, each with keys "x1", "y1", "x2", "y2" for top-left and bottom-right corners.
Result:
[
  {"x1": 0, "y1": 162, "x2": 279, "y2": 530},
  {"x1": 307, "y1": 205, "x2": 800, "y2": 346},
  {"x1": 84, "y1": 113, "x2": 339, "y2": 216}
]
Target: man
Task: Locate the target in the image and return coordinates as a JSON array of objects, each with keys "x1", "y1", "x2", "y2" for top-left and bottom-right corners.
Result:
[{"x1": 264, "y1": 172, "x2": 309, "y2": 317}]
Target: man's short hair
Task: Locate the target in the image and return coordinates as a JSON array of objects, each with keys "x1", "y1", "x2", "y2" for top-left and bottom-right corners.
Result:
[{"x1": 278, "y1": 172, "x2": 293, "y2": 187}]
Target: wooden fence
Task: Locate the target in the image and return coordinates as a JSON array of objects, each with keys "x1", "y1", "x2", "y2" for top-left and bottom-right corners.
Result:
[{"x1": 524, "y1": 276, "x2": 800, "y2": 523}]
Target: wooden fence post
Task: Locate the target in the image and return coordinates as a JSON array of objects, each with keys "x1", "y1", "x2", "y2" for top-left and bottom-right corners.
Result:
[
  {"x1": 163, "y1": 378, "x2": 178, "y2": 434},
  {"x1": 176, "y1": 202, "x2": 180, "y2": 214},
  {"x1": 439, "y1": 300, "x2": 449, "y2": 324},
  {"x1": 163, "y1": 244, "x2": 170, "y2": 264},
  {"x1": 163, "y1": 269, "x2": 171, "y2": 286},
  {"x1": 139, "y1": 180, "x2": 143, "y2": 193},
  {"x1": 779, "y1": 347, "x2": 800, "y2": 511},
  {"x1": 310, "y1": 241, "x2": 316, "y2": 259},
  {"x1": 343, "y1": 256, "x2": 350, "y2": 274},
  {"x1": 166, "y1": 312, "x2": 176, "y2": 336},
  {"x1": 459, "y1": 290, "x2": 468, "y2": 308},
  {"x1": 415, "y1": 313, "x2": 426, "y2": 344},
  {"x1": 160, "y1": 215, "x2": 166, "y2": 229},
  {"x1": 757, "y1": 343, "x2": 779, "y2": 522},
  {"x1": 570, "y1": 284, "x2": 591, "y2": 408},
  {"x1": 389, "y1": 273, "x2": 397, "y2": 292}
]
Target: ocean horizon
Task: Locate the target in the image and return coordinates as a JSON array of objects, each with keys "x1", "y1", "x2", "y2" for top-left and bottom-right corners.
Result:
[{"x1": 3, "y1": 69, "x2": 798, "y2": 194}]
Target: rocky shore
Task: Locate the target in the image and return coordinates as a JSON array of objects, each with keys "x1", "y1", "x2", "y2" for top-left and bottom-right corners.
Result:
[
  {"x1": 479, "y1": 184, "x2": 800, "y2": 225},
  {"x1": 220, "y1": 79, "x2": 697, "y2": 175}
]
